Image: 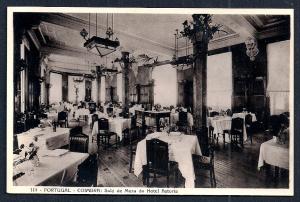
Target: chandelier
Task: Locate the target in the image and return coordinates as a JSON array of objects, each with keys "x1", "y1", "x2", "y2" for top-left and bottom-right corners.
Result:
[
  {"x1": 80, "y1": 13, "x2": 120, "y2": 57},
  {"x1": 171, "y1": 29, "x2": 193, "y2": 71},
  {"x1": 245, "y1": 37, "x2": 259, "y2": 61}
]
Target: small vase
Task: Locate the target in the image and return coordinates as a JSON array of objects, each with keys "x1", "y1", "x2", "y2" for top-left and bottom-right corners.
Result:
[{"x1": 31, "y1": 155, "x2": 40, "y2": 167}]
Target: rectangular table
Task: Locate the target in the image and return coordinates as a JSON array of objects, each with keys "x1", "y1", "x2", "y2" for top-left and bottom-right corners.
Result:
[
  {"x1": 91, "y1": 118, "x2": 131, "y2": 141},
  {"x1": 13, "y1": 151, "x2": 89, "y2": 186},
  {"x1": 17, "y1": 127, "x2": 70, "y2": 150},
  {"x1": 134, "y1": 132, "x2": 202, "y2": 188},
  {"x1": 258, "y1": 139, "x2": 289, "y2": 170}
]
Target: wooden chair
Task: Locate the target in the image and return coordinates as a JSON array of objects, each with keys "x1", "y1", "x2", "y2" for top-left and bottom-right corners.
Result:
[
  {"x1": 192, "y1": 145, "x2": 216, "y2": 187},
  {"x1": 145, "y1": 138, "x2": 178, "y2": 187},
  {"x1": 58, "y1": 111, "x2": 68, "y2": 128},
  {"x1": 177, "y1": 111, "x2": 188, "y2": 133},
  {"x1": 245, "y1": 114, "x2": 253, "y2": 144},
  {"x1": 210, "y1": 111, "x2": 219, "y2": 117},
  {"x1": 65, "y1": 154, "x2": 98, "y2": 187},
  {"x1": 97, "y1": 118, "x2": 118, "y2": 150},
  {"x1": 69, "y1": 126, "x2": 89, "y2": 153},
  {"x1": 230, "y1": 117, "x2": 244, "y2": 148},
  {"x1": 128, "y1": 118, "x2": 140, "y2": 173},
  {"x1": 268, "y1": 115, "x2": 281, "y2": 136}
]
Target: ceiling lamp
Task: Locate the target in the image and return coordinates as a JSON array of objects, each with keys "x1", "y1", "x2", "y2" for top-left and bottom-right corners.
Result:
[
  {"x1": 171, "y1": 29, "x2": 193, "y2": 70},
  {"x1": 245, "y1": 37, "x2": 259, "y2": 61},
  {"x1": 80, "y1": 13, "x2": 120, "y2": 57}
]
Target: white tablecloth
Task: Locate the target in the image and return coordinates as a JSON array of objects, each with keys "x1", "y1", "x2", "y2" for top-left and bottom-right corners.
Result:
[
  {"x1": 17, "y1": 127, "x2": 70, "y2": 150},
  {"x1": 207, "y1": 114, "x2": 256, "y2": 142},
  {"x1": 232, "y1": 112, "x2": 257, "y2": 122},
  {"x1": 91, "y1": 118, "x2": 132, "y2": 141},
  {"x1": 207, "y1": 116, "x2": 232, "y2": 135},
  {"x1": 134, "y1": 132, "x2": 202, "y2": 188},
  {"x1": 258, "y1": 139, "x2": 289, "y2": 170},
  {"x1": 46, "y1": 112, "x2": 58, "y2": 122},
  {"x1": 13, "y1": 151, "x2": 89, "y2": 186}
]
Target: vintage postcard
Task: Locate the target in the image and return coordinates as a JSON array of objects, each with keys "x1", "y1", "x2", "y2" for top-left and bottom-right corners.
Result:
[{"x1": 7, "y1": 7, "x2": 294, "y2": 195}]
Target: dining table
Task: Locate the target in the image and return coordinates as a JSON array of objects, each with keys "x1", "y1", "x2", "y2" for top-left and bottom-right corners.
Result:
[
  {"x1": 13, "y1": 150, "x2": 89, "y2": 186},
  {"x1": 207, "y1": 112, "x2": 257, "y2": 142},
  {"x1": 91, "y1": 117, "x2": 132, "y2": 141},
  {"x1": 17, "y1": 127, "x2": 70, "y2": 150},
  {"x1": 258, "y1": 139, "x2": 289, "y2": 170},
  {"x1": 134, "y1": 132, "x2": 202, "y2": 188}
]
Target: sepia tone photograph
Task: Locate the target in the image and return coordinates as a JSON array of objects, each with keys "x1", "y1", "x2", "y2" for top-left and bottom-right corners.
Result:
[{"x1": 7, "y1": 7, "x2": 293, "y2": 195}]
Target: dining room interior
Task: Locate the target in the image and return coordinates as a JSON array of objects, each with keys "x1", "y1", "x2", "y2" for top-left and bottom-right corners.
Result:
[{"x1": 11, "y1": 11, "x2": 292, "y2": 189}]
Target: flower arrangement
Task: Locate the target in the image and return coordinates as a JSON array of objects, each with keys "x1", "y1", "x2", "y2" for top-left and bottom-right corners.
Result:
[{"x1": 18, "y1": 136, "x2": 40, "y2": 167}]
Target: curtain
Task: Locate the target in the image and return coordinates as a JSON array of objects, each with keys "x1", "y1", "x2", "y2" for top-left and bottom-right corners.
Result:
[
  {"x1": 49, "y1": 73, "x2": 62, "y2": 104},
  {"x1": 153, "y1": 64, "x2": 177, "y2": 107},
  {"x1": 207, "y1": 52, "x2": 232, "y2": 110},
  {"x1": 267, "y1": 40, "x2": 290, "y2": 115}
]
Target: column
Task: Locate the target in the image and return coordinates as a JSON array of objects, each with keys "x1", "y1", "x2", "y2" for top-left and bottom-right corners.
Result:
[
  {"x1": 62, "y1": 73, "x2": 68, "y2": 102},
  {"x1": 122, "y1": 51, "x2": 130, "y2": 118},
  {"x1": 192, "y1": 15, "x2": 209, "y2": 130}
]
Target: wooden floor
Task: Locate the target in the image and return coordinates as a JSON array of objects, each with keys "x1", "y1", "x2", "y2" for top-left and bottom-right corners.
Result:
[{"x1": 82, "y1": 126, "x2": 289, "y2": 188}]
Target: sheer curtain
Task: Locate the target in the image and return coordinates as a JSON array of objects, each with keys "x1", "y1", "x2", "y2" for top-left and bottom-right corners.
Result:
[
  {"x1": 153, "y1": 64, "x2": 177, "y2": 107},
  {"x1": 267, "y1": 40, "x2": 290, "y2": 115},
  {"x1": 49, "y1": 73, "x2": 62, "y2": 104},
  {"x1": 207, "y1": 52, "x2": 232, "y2": 110}
]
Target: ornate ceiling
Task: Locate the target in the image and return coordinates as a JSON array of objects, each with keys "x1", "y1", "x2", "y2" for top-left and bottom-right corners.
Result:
[{"x1": 16, "y1": 12, "x2": 290, "y2": 72}]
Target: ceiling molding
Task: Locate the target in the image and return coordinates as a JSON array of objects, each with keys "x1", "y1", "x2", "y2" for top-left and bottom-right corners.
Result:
[
  {"x1": 39, "y1": 13, "x2": 173, "y2": 56},
  {"x1": 41, "y1": 43, "x2": 102, "y2": 63},
  {"x1": 213, "y1": 15, "x2": 257, "y2": 40}
]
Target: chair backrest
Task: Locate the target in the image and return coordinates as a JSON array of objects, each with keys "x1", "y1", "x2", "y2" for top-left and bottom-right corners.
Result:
[
  {"x1": 146, "y1": 138, "x2": 169, "y2": 172},
  {"x1": 131, "y1": 116, "x2": 137, "y2": 128},
  {"x1": 98, "y1": 118, "x2": 109, "y2": 131},
  {"x1": 106, "y1": 107, "x2": 113, "y2": 115},
  {"x1": 226, "y1": 109, "x2": 232, "y2": 116},
  {"x1": 269, "y1": 115, "x2": 281, "y2": 135},
  {"x1": 195, "y1": 126, "x2": 209, "y2": 156},
  {"x1": 178, "y1": 111, "x2": 188, "y2": 124},
  {"x1": 245, "y1": 114, "x2": 252, "y2": 125},
  {"x1": 70, "y1": 126, "x2": 83, "y2": 136},
  {"x1": 210, "y1": 111, "x2": 219, "y2": 117},
  {"x1": 58, "y1": 111, "x2": 68, "y2": 121},
  {"x1": 77, "y1": 154, "x2": 98, "y2": 186},
  {"x1": 136, "y1": 111, "x2": 144, "y2": 127},
  {"x1": 231, "y1": 117, "x2": 244, "y2": 131},
  {"x1": 69, "y1": 128, "x2": 89, "y2": 153}
]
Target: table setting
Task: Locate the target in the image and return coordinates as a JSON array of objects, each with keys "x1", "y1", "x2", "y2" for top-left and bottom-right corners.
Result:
[{"x1": 134, "y1": 131, "x2": 202, "y2": 188}]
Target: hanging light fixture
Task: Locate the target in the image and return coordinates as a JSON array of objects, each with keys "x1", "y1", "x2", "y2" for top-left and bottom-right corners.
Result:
[
  {"x1": 80, "y1": 13, "x2": 120, "y2": 57},
  {"x1": 171, "y1": 29, "x2": 193, "y2": 71},
  {"x1": 245, "y1": 37, "x2": 259, "y2": 61}
]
